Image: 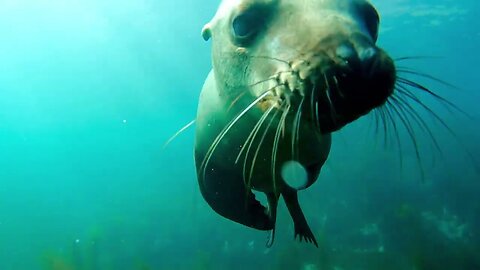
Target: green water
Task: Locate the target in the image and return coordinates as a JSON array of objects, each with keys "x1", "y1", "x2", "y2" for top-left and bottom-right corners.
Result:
[{"x1": 1, "y1": 0, "x2": 479, "y2": 269}]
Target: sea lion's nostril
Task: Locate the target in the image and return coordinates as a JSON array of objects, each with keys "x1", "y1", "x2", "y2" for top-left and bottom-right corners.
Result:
[
  {"x1": 360, "y1": 47, "x2": 377, "y2": 61},
  {"x1": 336, "y1": 44, "x2": 357, "y2": 62},
  {"x1": 359, "y1": 47, "x2": 379, "y2": 74}
]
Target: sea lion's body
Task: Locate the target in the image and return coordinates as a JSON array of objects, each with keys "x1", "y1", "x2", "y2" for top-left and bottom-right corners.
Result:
[
  {"x1": 194, "y1": 0, "x2": 396, "y2": 246},
  {"x1": 195, "y1": 70, "x2": 332, "y2": 243}
]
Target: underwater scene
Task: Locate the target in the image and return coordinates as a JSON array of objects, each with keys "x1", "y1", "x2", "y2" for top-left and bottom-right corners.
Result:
[{"x1": 1, "y1": 0, "x2": 479, "y2": 269}]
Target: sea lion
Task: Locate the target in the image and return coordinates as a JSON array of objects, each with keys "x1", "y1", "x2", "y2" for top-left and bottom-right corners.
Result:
[{"x1": 194, "y1": 0, "x2": 396, "y2": 247}]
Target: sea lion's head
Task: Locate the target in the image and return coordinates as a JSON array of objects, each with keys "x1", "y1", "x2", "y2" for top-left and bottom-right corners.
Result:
[{"x1": 202, "y1": 0, "x2": 396, "y2": 133}]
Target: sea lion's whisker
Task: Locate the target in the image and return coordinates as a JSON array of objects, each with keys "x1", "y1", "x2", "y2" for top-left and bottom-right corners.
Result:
[
  {"x1": 396, "y1": 84, "x2": 452, "y2": 127},
  {"x1": 247, "y1": 55, "x2": 291, "y2": 66},
  {"x1": 395, "y1": 79, "x2": 480, "y2": 171},
  {"x1": 326, "y1": 89, "x2": 337, "y2": 125},
  {"x1": 200, "y1": 90, "x2": 273, "y2": 180},
  {"x1": 378, "y1": 106, "x2": 389, "y2": 147},
  {"x1": 396, "y1": 77, "x2": 469, "y2": 117},
  {"x1": 392, "y1": 92, "x2": 440, "y2": 167},
  {"x1": 396, "y1": 69, "x2": 457, "y2": 89},
  {"x1": 374, "y1": 109, "x2": 380, "y2": 138},
  {"x1": 394, "y1": 56, "x2": 441, "y2": 62},
  {"x1": 291, "y1": 105, "x2": 298, "y2": 161},
  {"x1": 310, "y1": 83, "x2": 316, "y2": 126},
  {"x1": 373, "y1": 107, "x2": 381, "y2": 145},
  {"x1": 394, "y1": 84, "x2": 479, "y2": 171},
  {"x1": 228, "y1": 73, "x2": 286, "y2": 111},
  {"x1": 227, "y1": 91, "x2": 249, "y2": 112},
  {"x1": 384, "y1": 101, "x2": 404, "y2": 169},
  {"x1": 236, "y1": 105, "x2": 275, "y2": 165},
  {"x1": 402, "y1": 85, "x2": 480, "y2": 172},
  {"x1": 295, "y1": 98, "x2": 305, "y2": 160},
  {"x1": 324, "y1": 73, "x2": 337, "y2": 126},
  {"x1": 227, "y1": 80, "x2": 277, "y2": 113},
  {"x1": 219, "y1": 52, "x2": 289, "y2": 65},
  {"x1": 315, "y1": 101, "x2": 320, "y2": 130},
  {"x1": 248, "y1": 73, "x2": 290, "y2": 88},
  {"x1": 281, "y1": 107, "x2": 288, "y2": 138},
  {"x1": 240, "y1": 105, "x2": 276, "y2": 187},
  {"x1": 388, "y1": 95, "x2": 426, "y2": 182},
  {"x1": 248, "y1": 105, "x2": 284, "y2": 188},
  {"x1": 395, "y1": 84, "x2": 458, "y2": 138},
  {"x1": 292, "y1": 97, "x2": 305, "y2": 161},
  {"x1": 366, "y1": 106, "x2": 376, "y2": 137},
  {"x1": 163, "y1": 119, "x2": 196, "y2": 149},
  {"x1": 392, "y1": 90, "x2": 443, "y2": 155},
  {"x1": 272, "y1": 104, "x2": 290, "y2": 194},
  {"x1": 333, "y1": 75, "x2": 344, "y2": 98},
  {"x1": 227, "y1": 72, "x2": 291, "y2": 112}
]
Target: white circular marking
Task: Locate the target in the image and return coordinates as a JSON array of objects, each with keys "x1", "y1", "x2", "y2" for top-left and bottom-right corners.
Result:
[{"x1": 281, "y1": 160, "x2": 308, "y2": 190}]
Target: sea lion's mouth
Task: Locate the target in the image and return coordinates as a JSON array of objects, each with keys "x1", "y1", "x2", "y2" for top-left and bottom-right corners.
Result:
[
  {"x1": 311, "y1": 46, "x2": 396, "y2": 133},
  {"x1": 263, "y1": 45, "x2": 396, "y2": 134}
]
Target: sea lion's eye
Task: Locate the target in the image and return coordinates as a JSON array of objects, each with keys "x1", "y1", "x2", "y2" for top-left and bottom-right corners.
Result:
[
  {"x1": 231, "y1": 3, "x2": 274, "y2": 46},
  {"x1": 232, "y1": 11, "x2": 262, "y2": 38}
]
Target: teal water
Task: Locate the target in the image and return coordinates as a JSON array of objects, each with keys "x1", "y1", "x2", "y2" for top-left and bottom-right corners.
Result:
[{"x1": 0, "y1": 0, "x2": 479, "y2": 269}]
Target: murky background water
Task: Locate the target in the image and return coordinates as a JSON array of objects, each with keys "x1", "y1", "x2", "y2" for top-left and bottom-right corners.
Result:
[{"x1": 1, "y1": 0, "x2": 479, "y2": 269}]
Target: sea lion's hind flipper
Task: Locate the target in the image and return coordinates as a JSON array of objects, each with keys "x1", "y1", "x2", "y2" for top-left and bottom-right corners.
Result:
[{"x1": 282, "y1": 186, "x2": 318, "y2": 247}]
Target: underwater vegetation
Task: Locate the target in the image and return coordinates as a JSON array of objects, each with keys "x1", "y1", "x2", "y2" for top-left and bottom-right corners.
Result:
[
  {"x1": 40, "y1": 227, "x2": 154, "y2": 270},
  {"x1": 38, "y1": 171, "x2": 480, "y2": 270}
]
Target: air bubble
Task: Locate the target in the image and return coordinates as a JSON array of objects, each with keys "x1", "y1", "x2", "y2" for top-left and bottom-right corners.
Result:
[{"x1": 281, "y1": 160, "x2": 307, "y2": 190}]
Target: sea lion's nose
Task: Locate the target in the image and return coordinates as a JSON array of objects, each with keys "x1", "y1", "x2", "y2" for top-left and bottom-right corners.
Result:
[
  {"x1": 359, "y1": 47, "x2": 379, "y2": 76},
  {"x1": 336, "y1": 43, "x2": 379, "y2": 75},
  {"x1": 359, "y1": 47, "x2": 377, "y2": 63},
  {"x1": 336, "y1": 44, "x2": 360, "y2": 67}
]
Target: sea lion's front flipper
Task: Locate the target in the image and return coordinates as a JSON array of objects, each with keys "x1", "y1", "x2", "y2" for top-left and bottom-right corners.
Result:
[
  {"x1": 195, "y1": 71, "x2": 275, "y2": 231},
  {"x1": 282, "y1": 186, "x2": 318, "y2": 247},
  {"x1": 198, "y1": 165, "x2": 275, "y2": 231}
]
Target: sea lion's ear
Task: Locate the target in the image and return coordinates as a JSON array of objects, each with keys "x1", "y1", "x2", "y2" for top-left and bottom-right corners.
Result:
[{"x1": 202, "y1": 23, "x2": 212, "y2": 41}]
